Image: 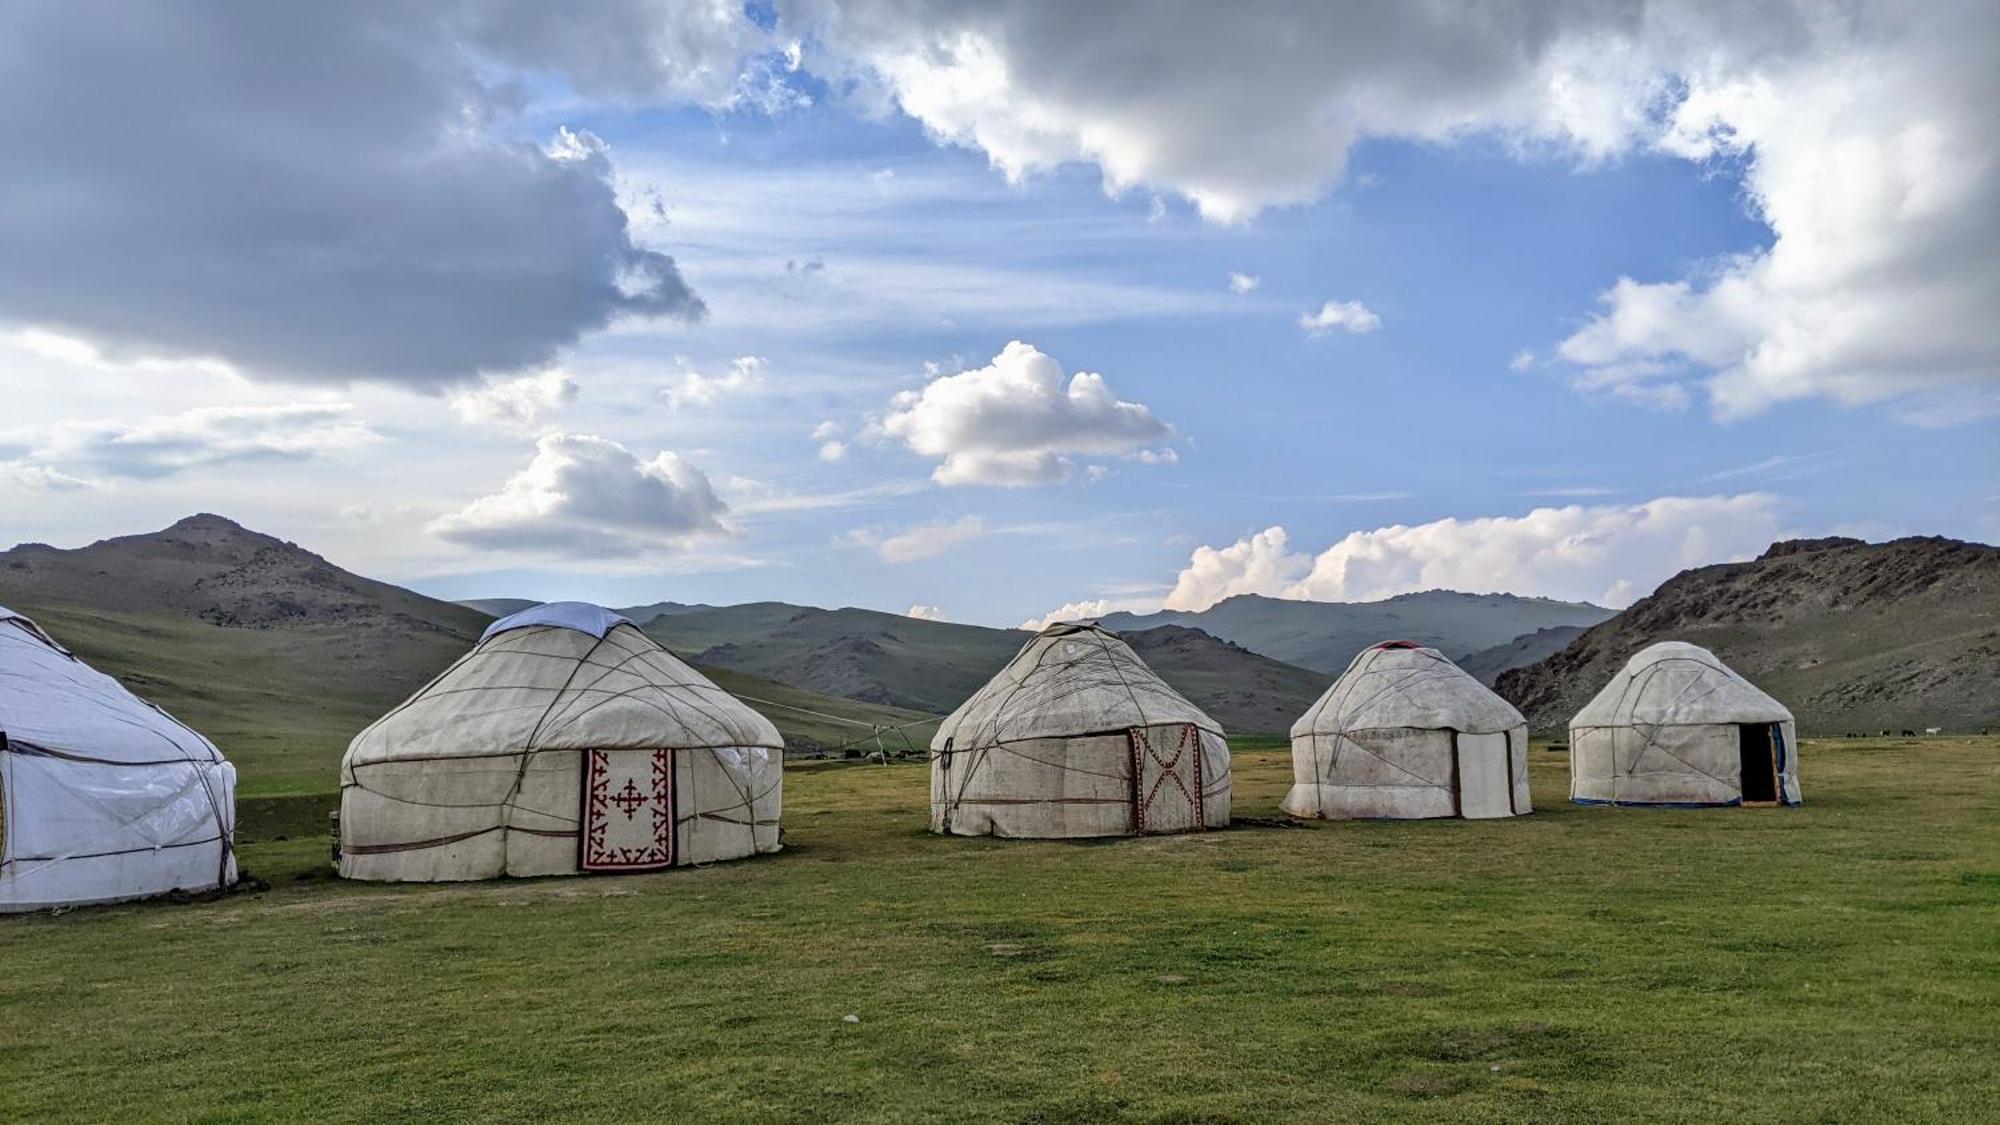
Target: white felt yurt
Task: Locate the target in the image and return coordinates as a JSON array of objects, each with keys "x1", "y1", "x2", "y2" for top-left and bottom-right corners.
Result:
[
  {"x1": 1285, "y1": 641, "x2": 1531, "y2": 820},
  {"x1": 338, "y1": 603, "x2": 783, "y2": 881},
  {"x1": 1, "y1": 606, "x2": 237, "y2": 911},
  {"x1": 931, "y1": 622, "x2": 1230, "y2": 838},
  {"x1": 1569, "y1": 641, "x2": 1799, "y2": 807}
]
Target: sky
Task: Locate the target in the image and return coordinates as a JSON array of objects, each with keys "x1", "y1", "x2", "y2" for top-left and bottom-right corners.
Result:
[{"x1": 1, "y1": 1, "x2": 1995, "y2": 629}]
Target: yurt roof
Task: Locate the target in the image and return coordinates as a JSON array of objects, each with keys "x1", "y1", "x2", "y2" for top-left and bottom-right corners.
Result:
[
  {"x1": 934, "y1": 621, "x2": 1219, "y2": 749},
  {"x1": 0, "y1": 605, "x2": 223, "y2": 765},
  {"x1": 346, "y1": 609, "x2": 780, "y2": 770},
  {"x1": 1570, "y1": 641, "x2": 1792, "y2": 729},
  {"x1": 1290, "y1": 641, "x2": 1524, "y2": 739}
]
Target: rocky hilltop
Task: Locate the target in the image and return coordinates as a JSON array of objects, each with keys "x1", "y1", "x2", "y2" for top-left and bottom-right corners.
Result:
[{"x1": 1496, "y1": 536, "x2": 2000, "y2": 733}]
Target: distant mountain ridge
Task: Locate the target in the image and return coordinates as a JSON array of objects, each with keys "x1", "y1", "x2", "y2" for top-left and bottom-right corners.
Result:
[
  {"x1": 1098, "y1": 590, "x2": 1616, "y2": 674},
  {"x1": 1497, "y1": 536, "x2": 2000, "y2": 733}
]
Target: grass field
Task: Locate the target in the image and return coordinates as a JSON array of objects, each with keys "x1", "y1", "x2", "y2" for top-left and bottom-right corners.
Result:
[{"x1": 3, "y1": 738, "x2": 1997, "y2": 1122}]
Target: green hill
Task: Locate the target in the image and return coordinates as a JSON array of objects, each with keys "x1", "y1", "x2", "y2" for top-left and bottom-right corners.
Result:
[{"x1": 0, "y1": 516, "x2": 945, "y2": 792}]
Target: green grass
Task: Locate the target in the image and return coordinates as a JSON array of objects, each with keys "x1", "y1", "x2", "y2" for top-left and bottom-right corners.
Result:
[{"x1": 3, "y1": 738, "x2": 1997, "y2": 1122}]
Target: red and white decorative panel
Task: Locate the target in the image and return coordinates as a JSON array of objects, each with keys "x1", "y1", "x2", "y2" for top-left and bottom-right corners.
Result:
[
  {"x1": 1129, "y1": 723, "x2": 1205, "y2": 834},
  {"x1": 580, "y1": 749, "x2": 676, "y2": 872}
]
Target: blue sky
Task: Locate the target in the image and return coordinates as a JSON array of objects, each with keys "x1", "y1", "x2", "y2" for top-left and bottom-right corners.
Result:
[{"x1": 2, "y1": 3, "x2": 1993, "y2": 628}]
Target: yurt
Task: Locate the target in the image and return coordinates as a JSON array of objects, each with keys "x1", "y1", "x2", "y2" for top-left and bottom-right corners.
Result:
[
  {"x1": 338, "y1": 602, "x2": 783, "y2": 881},
  {"x1": 1, "y1": 606, "x2": 237, "y2": 911},
  {"x1": 931, "y1": 621, "x2": 1230, "y2": 838},
  {"x1": 1569, "y1": 641, "x2": 1799, "y2": 807},
  {"x1": 1285, "y1": 641, "x2": 1531, "y2": 820}
]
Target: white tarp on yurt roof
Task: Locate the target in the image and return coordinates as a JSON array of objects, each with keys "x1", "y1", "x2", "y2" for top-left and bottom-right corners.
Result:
[
  {"x1": 0, "y1": 606, "x2": 237, "y2": 911},
  {"x1": 340, "y1": 602, "x2": 783, "y2": 881},
  {"x1": 931, "y1": 622, "x2": 1230, "y2": 838},
  {"x1": 1285, "y1": 641, "x2": 1530, "y2": 819}
]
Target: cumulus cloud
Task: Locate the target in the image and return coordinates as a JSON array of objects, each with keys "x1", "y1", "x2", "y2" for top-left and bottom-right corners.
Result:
[
  {"x1": 1228, "y1": 272, "x2": 1260, "y2": 294},
  {"x1": 782, "y1": 0, "x2": 1671, "y2": 224},
  {"x1": 1300, "y1": 300, "x2": 1382, "y2": 336},
  {"x1": 1018, "y1": 599, "x2": 1112, "y2": 631},
  {"x1": 430, "y1": 433, "x2": 730, "y2": 558},
  {"x1": 1163, "y1": 526, "x2": 1309, "y2": 610},
  {"x1": 906, "y1": 604, "x2": 946, "y2": 621},
  {"x1": 849, "y1": 516, "x2": 985, "y2": 563},
  {"x1": 877, "y1": 341, "x2": 1175, "y2": 486},
  {"x1": 776, "y1": 1, "x2": 1996, "y2": 418},
  {"x1": 449, "y1": 370, "x2": 578, "y2": 431},
  {"x1": 7, "y1": 404, "x2": 379, "y2": 481},
  {"x1": 0, "y1": 4, "x2": 706, "y2": 387},
  {"x1": 1554, "y1": 16, "x2": 2000, "y2": 421},
  {"x1": 818, "y1": 441, "x2": 849, "y2": 462},
  {"x1": 663, "y1": 356, "x2": 768, "y2": 410},
  {"x1": 1164, "y1": 495, "x2": 1786, "y2": 611}
]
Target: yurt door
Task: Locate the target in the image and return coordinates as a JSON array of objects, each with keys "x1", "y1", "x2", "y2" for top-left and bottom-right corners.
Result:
[
  {"x1": 1454, "y1": 732, "x2": 1514, "y2": 819},
  {"x1": 1737, "y1": 724, "x2": 1780, "y2": 805},
  {"x1": 1128, "y1": 724, "x2": 1205, "y2": 834},
  {"x1": 579, "y1": 749, "x2": 677, "y2": 871}
]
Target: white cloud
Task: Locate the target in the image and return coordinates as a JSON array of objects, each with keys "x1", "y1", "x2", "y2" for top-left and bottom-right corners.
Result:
[
  {"x1": 877, "y1": 340, "x2": 1175, "y2": 486},
  {"x1": 0, "y1": 464, "x2": 93, "y2": 492},
  {"x1": 1164, "y1": 495, "x2": 1786, "y2": 611},
  {"x1": 430, "y1": 433, "x2": 730, "y2": 558},
  {"x1": 817, "y1": 440, "x2": 849, "y2": 462},
  {"x1": 810, "y1": 419, "x2": 842, "y2": 440},
  {"x1": 1228, "y1": 271, "x2": 1260, "y2": 294},
  {"x1": 1509, "y1": 350, "x2": 1536, "y2": 372},
  {"x1": 849, "y1": 515, "x2": 984, "y2": 563},
  {"x1": 779, "y1": 2, "x2": 1995, "y2": 419},
  {"x1": 1548, "y1": 15, "x2": 1999, "y2": 420},
  {"x1": 7, "y1": 403, "x2": 379, "y2": 481},
  {"x1": 0, "y1": 5, "x2": 705, "y2": 386},
  {"x1": 906, "y1": 604, "x2": 946, "y2": 621},
  {"x1": 448, "y1": 370, "x2": 577, "y2": 431},
  {"x1": 784, "y1": 1, "x2": 1684, "y2": 224},
  {"x1": 1163, "y1": 526, "x2": 1309, "y2": 610},
  {"x1": 1300, "y1": 299, "x2": 1382, "y2": 336},
  {"x1": 1018, "y1": 599, "x2": 1112, "y2": 631},
  {"x1": 663, "y1": 355, "x2": 767, "y2": 409}
]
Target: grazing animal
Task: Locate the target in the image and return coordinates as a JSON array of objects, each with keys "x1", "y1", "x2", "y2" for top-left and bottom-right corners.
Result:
[
  {"x1": 1924, "y1": 726, "x2": 1942, "y2": 735},
  {"x1": 1901, "y1": 729, "x2": 1916, "y2": 737}
]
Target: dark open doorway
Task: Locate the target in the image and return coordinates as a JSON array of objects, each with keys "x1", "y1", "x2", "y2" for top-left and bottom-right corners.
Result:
[{"x1": 1738, "y1": 724, "x2": 1779, "y2": 804}]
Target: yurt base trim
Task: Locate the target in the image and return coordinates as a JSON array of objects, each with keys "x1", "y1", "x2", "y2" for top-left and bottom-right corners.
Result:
[{"x1": 1572, "y1": 797, "x2": 1801, "y2": 808}]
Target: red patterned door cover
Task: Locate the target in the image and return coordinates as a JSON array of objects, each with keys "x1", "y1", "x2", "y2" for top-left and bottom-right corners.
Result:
[
  {"x1": 1129, "y1": 723, "x2": 1205, "y2": 834},
  {"x1": 580, "y1": 749, "x2": 676, "y2": 871}
]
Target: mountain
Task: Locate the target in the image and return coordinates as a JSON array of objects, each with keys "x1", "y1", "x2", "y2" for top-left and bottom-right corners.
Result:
[
  {"x1": 1119, "y1": 626, "x2": 1327, "y2": 734},
  {"x1": 1496, "y1": 537, "x2": 2000, "y2": 734},
  {"x1": 1097, "y1": 590, "x2": 1616, "y2": 673},
  {"x1": 1458, "y1": 625, "x2": 1591, "y2": 685},
  {"x1": 455, "y1": 597, "x2": 540, "y2": 617},
  {"x1": 646, "y1": 604, "x2": 1327, "y2": 734},
  {"x1": 0, "y1": 516, "x2": 943, "y2": 788},
  {"x1": 1, "y1": 514, "x2": 488, "y2": 791},
  {"x1": 614, "y1": 600, "x2": 720, "y2": 626}
]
